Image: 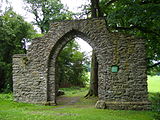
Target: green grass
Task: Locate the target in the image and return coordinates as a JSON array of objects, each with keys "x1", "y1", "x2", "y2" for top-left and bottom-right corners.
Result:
[
  {"x1": 148, "y1": 76, "x2": 160, "y2": 93},
  {"x1": 0, "y1": 76, "x2": 159, "y2": 120},
  {"x1": 0, "y1": 93, "x2": 153, "y2": 120},
  {"x1": 60, "y1": 87, "x2": 88, "y2": 96}
]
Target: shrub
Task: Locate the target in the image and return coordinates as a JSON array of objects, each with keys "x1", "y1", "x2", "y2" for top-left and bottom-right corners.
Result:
[{"x1": 150, "y1": 93, "x2": 160, "y2": 120}]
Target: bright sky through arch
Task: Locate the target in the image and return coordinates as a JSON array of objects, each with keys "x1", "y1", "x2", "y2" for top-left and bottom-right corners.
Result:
[{"x1": 61, "y1": 0, "x2": 92, "y2": 55}]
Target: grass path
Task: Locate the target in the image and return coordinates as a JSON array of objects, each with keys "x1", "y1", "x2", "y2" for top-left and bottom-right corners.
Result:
[{"x1": 57, "y1": 96, "x2": 81, "y2": 105}]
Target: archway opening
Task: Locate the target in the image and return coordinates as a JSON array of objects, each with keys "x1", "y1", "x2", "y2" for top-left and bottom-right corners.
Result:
[{"x1": 55, "y1": 37, "x2": 97, "y2": 105}]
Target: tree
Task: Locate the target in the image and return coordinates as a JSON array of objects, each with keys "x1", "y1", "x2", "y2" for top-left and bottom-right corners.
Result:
[
  {"x1": 90, "y1": 0, "x2": 103, "y2": 18},
  {"x1": 85, "y1": 0, "x2": 102, "y2": 97},
  {"x1": 23, "y1": 0, "x2": 72, "y2": 33},
  {"x1": 57, "y1": 40, "x2": 89, "y2": 88},
  {"x1": 23, "y1": 0, "x2": 89, "y2": 89},
  {"x1": 85, "y1": 0, "x2": 160, "y2": 96},
  {"x1": 0, "y1": 9, "x2": 35, "y2": 92},
  {"x1": 98, "y1": 0, "x2": 160, "y2": 75},
  {"x1": 81, "y1": 0, "x2": 160, "y2": 75}
]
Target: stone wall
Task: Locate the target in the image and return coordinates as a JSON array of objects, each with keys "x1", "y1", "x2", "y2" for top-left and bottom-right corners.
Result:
[{"x1": 13, "y1": 18, "x2": 150, "y2": 109}]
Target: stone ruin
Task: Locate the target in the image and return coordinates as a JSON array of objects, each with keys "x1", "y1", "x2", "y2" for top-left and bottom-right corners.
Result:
[{"x1": 13, "y1": 18, "x2": 150, "y2": 110}]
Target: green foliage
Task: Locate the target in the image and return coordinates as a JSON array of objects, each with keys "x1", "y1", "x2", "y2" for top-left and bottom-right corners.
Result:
[
  {"x1": 0, "y1": 93, "x2": 12, "y2": 101},
  {"x1": 92, "y1": 0, "x2": 160, "y2": 75},
  {"x1": 0, "y1": 9, "x2": 35, "y2": 92},
  {"x1": 150, "y1": 93, "x2": 160, "y2": 111},
  {"x1": 57, "y1": 40, "x2": 90, "y2": 88},
  {"x1": 23, "y1": 0, "x2": 87, "y2": 88},
  {"x1": 23, "y1": 0, "x2": 89, "y2": 88},
  {"x1": 154, "y1": 113, "x2": 160, "y2": 120},
  {"x1": 23, "y1": 0, "x2": 73, "y2": 33},
  {"x1": 81, "y1": 0, "x2": 160, "y2": 74},
  {"x1": 60, "y1": 87, "x2": 89, "y2": 97},
  {"x1": 150, "y1": 93, "x2": 160, "y2": 120}
]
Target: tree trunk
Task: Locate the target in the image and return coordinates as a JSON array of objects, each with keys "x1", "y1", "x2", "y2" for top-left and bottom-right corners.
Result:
[
  {"x1": 91, "y1": 0, "x2": 103, "y2": 18},
  {"x1": 85, "y1": 51, "x2": 98, "y2": 97},
  {"x1": 85, "y1": 0, "x2": 103, "y2": 97}
]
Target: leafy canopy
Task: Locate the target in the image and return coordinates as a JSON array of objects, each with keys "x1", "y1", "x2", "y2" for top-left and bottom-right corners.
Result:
[
  {"x1": 23, "y1": 0, "x2": 90, "y2": 87},
  {"x1": 0, "y1": 9, "x2": 35, "y2": 92},
  {"x1": 98, "y1": 0, "x2": 160, "y2": 75},
  {"x1": 57, "y1": 40, "x2": 90, "y2": 88},
  {"x1": 23, "y1": 0, "x2": 72, "y2": 33}
]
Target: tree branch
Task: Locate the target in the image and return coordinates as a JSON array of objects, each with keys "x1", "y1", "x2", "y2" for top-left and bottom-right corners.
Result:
[
  {"x1": 105, "y1": 0, "x2": 118, "y2": 7},
  {"x1": 148, "y1": 62, "x2": 160, "y2": 69},
  {"x1": 78, "y1": 11, "x2": 91, "y2": 19}
]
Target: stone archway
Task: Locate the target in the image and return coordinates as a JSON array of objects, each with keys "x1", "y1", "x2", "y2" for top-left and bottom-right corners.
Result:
[
  {"x1": 47, "y1": 30, "x2": 95, "y2": 103},
  {"x1": 13, "y1": 18, "x2": 150, "y2": 110}
]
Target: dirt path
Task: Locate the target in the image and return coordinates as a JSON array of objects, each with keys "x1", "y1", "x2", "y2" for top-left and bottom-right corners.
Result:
[{"x1": 56, "y1": 96, "x2": 81, "y2": 105}]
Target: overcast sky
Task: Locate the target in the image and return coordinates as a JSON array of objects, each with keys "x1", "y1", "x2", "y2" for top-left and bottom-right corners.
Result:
[
  {"x1": 2, "y1": 0, "x2": 92, "y2": 53},
  {"x1": 7, "y1": 0, "x2": 90, "y2": 22}
]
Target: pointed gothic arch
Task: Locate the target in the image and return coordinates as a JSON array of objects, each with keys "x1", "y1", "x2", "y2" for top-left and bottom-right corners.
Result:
[
  {"x1": 47, "y1": 29, "x2": 96, "y2": 103},
  {"x1": 13, "y1": 18, "x2": 150, "y2": 110}
]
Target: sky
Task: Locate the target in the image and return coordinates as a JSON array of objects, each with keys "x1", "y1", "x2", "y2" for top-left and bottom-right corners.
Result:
[
  {"x1": 2, "y1": 0, "x2": 92, "y2": 54},
  {"x1": 6, "y1": 0, "x2": 90, "y2": 22}
]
